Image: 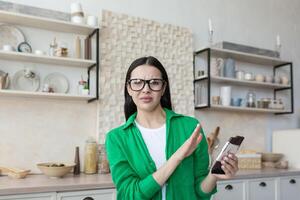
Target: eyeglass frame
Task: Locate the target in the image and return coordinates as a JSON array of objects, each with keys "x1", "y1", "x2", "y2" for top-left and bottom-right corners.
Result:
[{"x1": 127, "y1": 78, "x2": 166, "y2": 91}]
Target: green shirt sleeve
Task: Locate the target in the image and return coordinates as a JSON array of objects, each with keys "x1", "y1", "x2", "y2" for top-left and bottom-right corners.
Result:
[
  {"x1": 106, "y1": 130, "x2": 161, "y2": 200},
  {"x1": 194, "y1": 124, "x2": 217, "y2": 198}
]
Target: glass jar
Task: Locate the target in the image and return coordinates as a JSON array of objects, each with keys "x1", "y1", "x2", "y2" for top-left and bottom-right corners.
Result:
[
  {"x1": 84, "y1": 137, "x2": 98, "y2": 174},
  {"x1": 246, "y1": 91, "x2": 256, "y2": 107},
  {"x1": 98, "y1": 144, "x2": 110, "y2": 174}
]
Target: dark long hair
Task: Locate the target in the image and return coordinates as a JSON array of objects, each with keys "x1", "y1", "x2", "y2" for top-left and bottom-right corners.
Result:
[{"x1": 124, "y1": 56, "x2": 172, "y2": 120}]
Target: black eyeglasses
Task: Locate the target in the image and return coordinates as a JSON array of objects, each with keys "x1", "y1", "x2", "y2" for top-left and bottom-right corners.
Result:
[{"x1": 127, "y1": 79, "x2": 165, "y2": 91}]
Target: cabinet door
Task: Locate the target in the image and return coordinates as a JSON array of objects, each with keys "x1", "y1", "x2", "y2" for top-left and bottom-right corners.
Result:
[
  {"x1": 213, "y1": 180, "x2": 245, "y2": 200},
  {"x1": 0, "y1": 192, "x2": 56, "y2": 200},
  {"x1": 248, "y1": 178, "x2": 276, "y2": 200},
  {"x1": 57, "y1": 189, "x2": 116, "y2": 200},
  {"x1": 280, "y1": 176, "x2": 300, "y2": 200}
]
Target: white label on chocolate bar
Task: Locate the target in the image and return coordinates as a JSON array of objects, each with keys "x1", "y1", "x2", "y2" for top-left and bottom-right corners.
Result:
[{"x1": 216, "y1": 142, "x2": 240, "y2": 161}]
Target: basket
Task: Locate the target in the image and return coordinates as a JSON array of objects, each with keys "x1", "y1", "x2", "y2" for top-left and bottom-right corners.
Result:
[{"x1": 237, "y1": 154, "x2": 262, "y2": 169}]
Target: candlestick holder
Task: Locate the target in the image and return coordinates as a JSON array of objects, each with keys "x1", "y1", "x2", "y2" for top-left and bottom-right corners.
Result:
[{"x1": 208, "y1": 30, "x2": 214, "y2": 47}]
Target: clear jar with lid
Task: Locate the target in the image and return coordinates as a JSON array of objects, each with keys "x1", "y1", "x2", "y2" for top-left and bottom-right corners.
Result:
[
  {"x1": 98, "y1": 144, "x2": 110, "y2": 174},
  {"x1": 246, "y1": 91, "x2": 256, "y2": 107},
  {"x1": 84, "y1": 137, "x2": 98, "y2": 174}
]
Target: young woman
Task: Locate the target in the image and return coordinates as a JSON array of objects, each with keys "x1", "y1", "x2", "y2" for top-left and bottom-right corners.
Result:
[{"x1": 106, "y1": 56, "x2": 239, "y2": 200}]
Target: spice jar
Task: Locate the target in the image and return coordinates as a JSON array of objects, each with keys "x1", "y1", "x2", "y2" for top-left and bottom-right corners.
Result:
[
  {"x1": 84, "y1": 137, "x2": 98, "y2": 174},
  {"x1": 246, "y1": 91, "x2": 256, "y2": 107},
  {"x1": 49, "y1": 37, "x2": 57, "y2": 56},
  {"x1": 98, "y1": 144, "x2": 110, "y2": 174}
]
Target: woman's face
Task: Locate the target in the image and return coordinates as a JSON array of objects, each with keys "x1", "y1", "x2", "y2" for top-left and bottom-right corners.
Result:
[{"x1": 127, "y1": 64, "x2": 166, "y2": 112}]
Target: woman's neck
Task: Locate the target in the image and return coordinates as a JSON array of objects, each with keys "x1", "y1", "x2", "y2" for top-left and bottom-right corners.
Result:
[{"x1": 136, "y1": 106, "x2": 166, "y2": 129}]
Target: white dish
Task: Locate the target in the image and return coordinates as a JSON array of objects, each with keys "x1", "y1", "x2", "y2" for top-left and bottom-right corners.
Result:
[
  {"x1": 0, "y1": 24, "x2": 26, "y2": 51},
  {"x1": 12, "y1": 70, "x2": 40, "y2": 91},
  {"x1": 44, "y1": 73, "x2": 69, "y2": 93},
  {"x1": 0, "y1": 70, "x2": 10, "y2": 89}
]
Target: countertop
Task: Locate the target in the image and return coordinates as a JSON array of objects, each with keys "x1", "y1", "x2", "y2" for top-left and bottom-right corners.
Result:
[
  {"x1": 1, "y1": 169, "x2": 300, "y2": 196},
  {"x1": 0, "y1": 173, "x2": 114, "y2": 196}
]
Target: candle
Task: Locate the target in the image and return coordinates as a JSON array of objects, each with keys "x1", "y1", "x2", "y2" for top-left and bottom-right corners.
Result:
[
  {"x1": 208, "y1": 18, "x2": 213, "y2": 32},
  {"x1": 276, "y1": 35, "x2": 281, "y2": 46}
]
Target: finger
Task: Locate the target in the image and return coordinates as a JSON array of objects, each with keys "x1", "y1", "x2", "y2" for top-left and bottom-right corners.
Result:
[
  {"x1": 196, "y1": 133, "x2": 203, "y2": 144},
  {"x1": 221, "y1": 160, "x2": 234, "y2": 175},
  {"x1": 221, "y1": 164, "x2": 232, "y2": 176},
  {"x1": 190, "y1": 124, "x2": 201, "y2": 140},
  {"x1": 224, "y1": 156, "x2": 238, "y2": 171},
  {"x1": 228, "y1": 153, "x2": 238, "y2": 162}
]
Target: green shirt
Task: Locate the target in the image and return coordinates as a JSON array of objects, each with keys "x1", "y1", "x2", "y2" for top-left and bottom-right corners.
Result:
[{"x1": 106, "y1": 108, "x2": 217, "y2": 200}]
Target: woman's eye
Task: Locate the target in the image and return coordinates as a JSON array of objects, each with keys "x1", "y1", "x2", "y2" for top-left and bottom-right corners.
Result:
[
  {"x1": 132, "y1": 80, "x2": 142, "y2": 85},
  {"x1": 150, "y1": 80, "x2": 160, "y2": 85}
]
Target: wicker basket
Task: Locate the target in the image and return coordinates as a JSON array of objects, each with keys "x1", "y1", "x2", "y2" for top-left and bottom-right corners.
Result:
[{"x1": 237, "y1": 154, "x2": 262, "y2": 169}]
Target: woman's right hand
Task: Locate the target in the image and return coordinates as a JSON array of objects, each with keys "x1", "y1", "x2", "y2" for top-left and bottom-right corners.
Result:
[{"x1": 174, "y1": 124, "x2": 203, "y2": 161}]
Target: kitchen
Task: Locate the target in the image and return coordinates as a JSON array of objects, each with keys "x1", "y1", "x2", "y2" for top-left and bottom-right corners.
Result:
[{"x1": 0, "y1": 0, "x2": 299, "y2": 199}]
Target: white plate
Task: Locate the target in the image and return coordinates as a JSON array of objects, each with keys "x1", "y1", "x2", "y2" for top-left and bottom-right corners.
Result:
[
  {"x1": 0, "y1": 24, "x2": 26, "y2": 51},
  {"x1": 0, "y1": 70, "x2": 10, "y2": 89},
  {"x1": 44, "y1": 73, "x2": 69, "y2": 93},
  {"x1": 12, "y1": 70, "x2": 40, "y2": 91}
]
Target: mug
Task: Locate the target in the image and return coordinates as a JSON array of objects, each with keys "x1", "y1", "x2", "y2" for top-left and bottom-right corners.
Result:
[
  {"x1": 255, "y1": 74, "x2": 265, "y2": 82},
  {"x1": 244, "y1": 72, "x2": 254, "y2": 81},
  {"x1": 280, "y1": 76, "x2": 289, "y2": 85},
  {"x1": 231, "y1": 98, "x2": 242, "y2": 107},
  {"x1": 2, "y1": 44, "x2": 14, "y2": 51},
  {"x1": 235, "y1": 70, "x2": 244, "y2": 80},
  {"x1": 223, "y1": 58, "x2": 236, "y2": 78},
  {"x1": 87, "y1": 15, "x2": 98, "y2": 27}
]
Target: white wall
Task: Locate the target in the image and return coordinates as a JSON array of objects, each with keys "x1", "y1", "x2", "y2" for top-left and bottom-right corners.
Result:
[{"x1": 1, "y1": 0, "x2": 299, "y2": 170}]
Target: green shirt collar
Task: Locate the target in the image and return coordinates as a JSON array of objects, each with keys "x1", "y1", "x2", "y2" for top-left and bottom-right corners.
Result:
[{"x1": 122, "y1": 108, "x2": 182, "y2": 130}]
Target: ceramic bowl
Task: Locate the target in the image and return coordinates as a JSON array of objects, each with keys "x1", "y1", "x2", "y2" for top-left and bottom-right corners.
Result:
[
  {"x1": 37, "y1": 162, "x2": 75, "y2": 178},
  {"x1": 261, "y1": 153, "x2": 283, "y2": 162}
]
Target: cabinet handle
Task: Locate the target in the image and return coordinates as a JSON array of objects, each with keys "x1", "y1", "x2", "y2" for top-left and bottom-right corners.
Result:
[
  {"x1": 83, "y1": 197, "x2": 94, "y2": 200},
  {"x1": 259, "y1": 182, "x2": 267, "y2": 187},
  {"x1": 225, "y1": 184, "x2": 233, "y2": 190},
  {"x1": 289, "y1": 179, "x2": 296, "y2": 184}
]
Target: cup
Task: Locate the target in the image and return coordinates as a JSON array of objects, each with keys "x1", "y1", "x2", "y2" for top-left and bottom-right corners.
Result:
[
  {"x1": 244, "y1": 72, "x2": 254, "y2": 81},
  {"x1": 212, "y1": 96, "x2": 220, "y2": 105},
  {"x1": 235, "y1": 70, "x2": 244, "y2": 80},
  {"x1": 255, "y1": 74, "x2": 265, "y2": 82},
  {"x1": 87, "y1": 15, "x2": 98, "y2": 27},
  {"x1": 2, "y1": 44, "x2": 14, "y2": 51},
  {"x1": 280, "y1": 76, "x2": 289, "y2": 85},
  {"x1": 231, "y1": 98, "x2": 242, "y2": 107},
  {"x1": 34, "y1": 50, "x2": 45, "y2": 55},
  {"x1": 223, "y1": 58, "x2": 236, "y2": 78},
  {"x1": 265, "y1": 75, "x2": 273, "y2": 83}
]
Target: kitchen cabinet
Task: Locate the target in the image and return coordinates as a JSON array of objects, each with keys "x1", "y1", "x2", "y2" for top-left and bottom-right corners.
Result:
[
  {"x1": 0, "y1": 10, "x2": 99, "y2": 102},
  {"x1": 248, "y1": 178, "x2": 276, "y2": 200},
  {"x1": 213, "y1": 175, "x2": 300, "y2": 200},
  {"x1": 213, "y1": 180, "x2": 245, "y2": 200},
  {"x1": 0, "y1": 192, "x2": 56, "y2": 200},
  {"x1": 193, "y1": 47, "x2": 293, "y2": 114},
  {"x1": 279, "y1": 176, "x2": 300, "y2": 200},
  {"x1": 57, "y1": 189, "x2": 116, "y2": 200}
]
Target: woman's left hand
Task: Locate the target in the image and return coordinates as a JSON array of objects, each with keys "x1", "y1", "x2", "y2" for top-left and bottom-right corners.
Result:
[{"x1": 212, "y1": 153, "x2": 239, "y2": 180}]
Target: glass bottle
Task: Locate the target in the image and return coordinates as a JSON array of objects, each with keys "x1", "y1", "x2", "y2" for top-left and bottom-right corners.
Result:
[
  {"x1": 98, "y1": 144, "x2": 110, "y2": 174},
  {"x1": 73, "y1": 146, "x2": 80, "y2": 175}
]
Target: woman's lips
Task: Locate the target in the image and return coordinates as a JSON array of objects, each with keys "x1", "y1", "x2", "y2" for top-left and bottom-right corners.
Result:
[{"x1": 140, "y1": 96, "x2": 153, "y2": 103}]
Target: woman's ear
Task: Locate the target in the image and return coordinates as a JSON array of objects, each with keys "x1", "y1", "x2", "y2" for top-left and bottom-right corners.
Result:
[{"x1": 127, "y1": 85, "x2": 133, "y2": 97}]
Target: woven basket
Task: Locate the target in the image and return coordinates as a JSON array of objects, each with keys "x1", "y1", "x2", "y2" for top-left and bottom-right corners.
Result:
[{"x1": 237, "y1": 154, "x2": 262, "y2": 169}]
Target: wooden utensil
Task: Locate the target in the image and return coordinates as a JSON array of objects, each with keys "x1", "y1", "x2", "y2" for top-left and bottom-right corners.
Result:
[
  {"x1": 207, "y1": 126, "x2": 220, "y2": 154},
  {"x1": 0, "y1": 166, "x2": 30, "y2": 179}
]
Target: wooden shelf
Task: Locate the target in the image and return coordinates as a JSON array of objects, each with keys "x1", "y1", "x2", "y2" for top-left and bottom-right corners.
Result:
[
  {"x1": 195, "y1": 48, "x2": 290, "y2": 66},
  {"x1": 210, "y1": 76, "x2": 291, "y2": 89},
  {"x1": 0, "y1": 10, "x2": 98, "y2": 34},
  {"x1": 0, "y1": 90, "x2": 95, "y2": 101},
  {"x1": 0, "y1": 50, "x2": 95, "y2": 68},
  {"x1": 197, "y1": 104, "x2": 287, "y2": 113}
]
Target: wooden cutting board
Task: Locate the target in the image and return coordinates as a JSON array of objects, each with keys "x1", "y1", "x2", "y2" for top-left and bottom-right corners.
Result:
[{"x1": 272, "y1": 129, "x2": 300, "y2": 169}]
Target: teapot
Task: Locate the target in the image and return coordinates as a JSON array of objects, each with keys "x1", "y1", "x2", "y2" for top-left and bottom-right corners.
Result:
[{"x1": 0, "y1": 72, "x2": 9, "y2": 89}]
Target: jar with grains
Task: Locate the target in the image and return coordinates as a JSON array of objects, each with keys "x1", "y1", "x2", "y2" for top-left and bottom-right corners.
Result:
[
  {"x1": 84, "y1": 137, "x2": 98, "y2": 174},
  {"x1": 98, "y1": 144, "x2": 110, "y2": 174}
]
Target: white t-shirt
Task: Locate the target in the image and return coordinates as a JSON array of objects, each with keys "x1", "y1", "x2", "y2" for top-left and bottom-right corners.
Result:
[{"x1": 135, "y1": 121, "x2": 167, "y2": 200}]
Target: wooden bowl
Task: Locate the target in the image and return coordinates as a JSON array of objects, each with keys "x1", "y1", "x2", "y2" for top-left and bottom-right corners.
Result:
[
  {"x1": 261, "y1": 153, "x2": 283, "y2": 162},
  {"x1": 37, "y1": 162, "x2": 75, "y2": 178}
]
